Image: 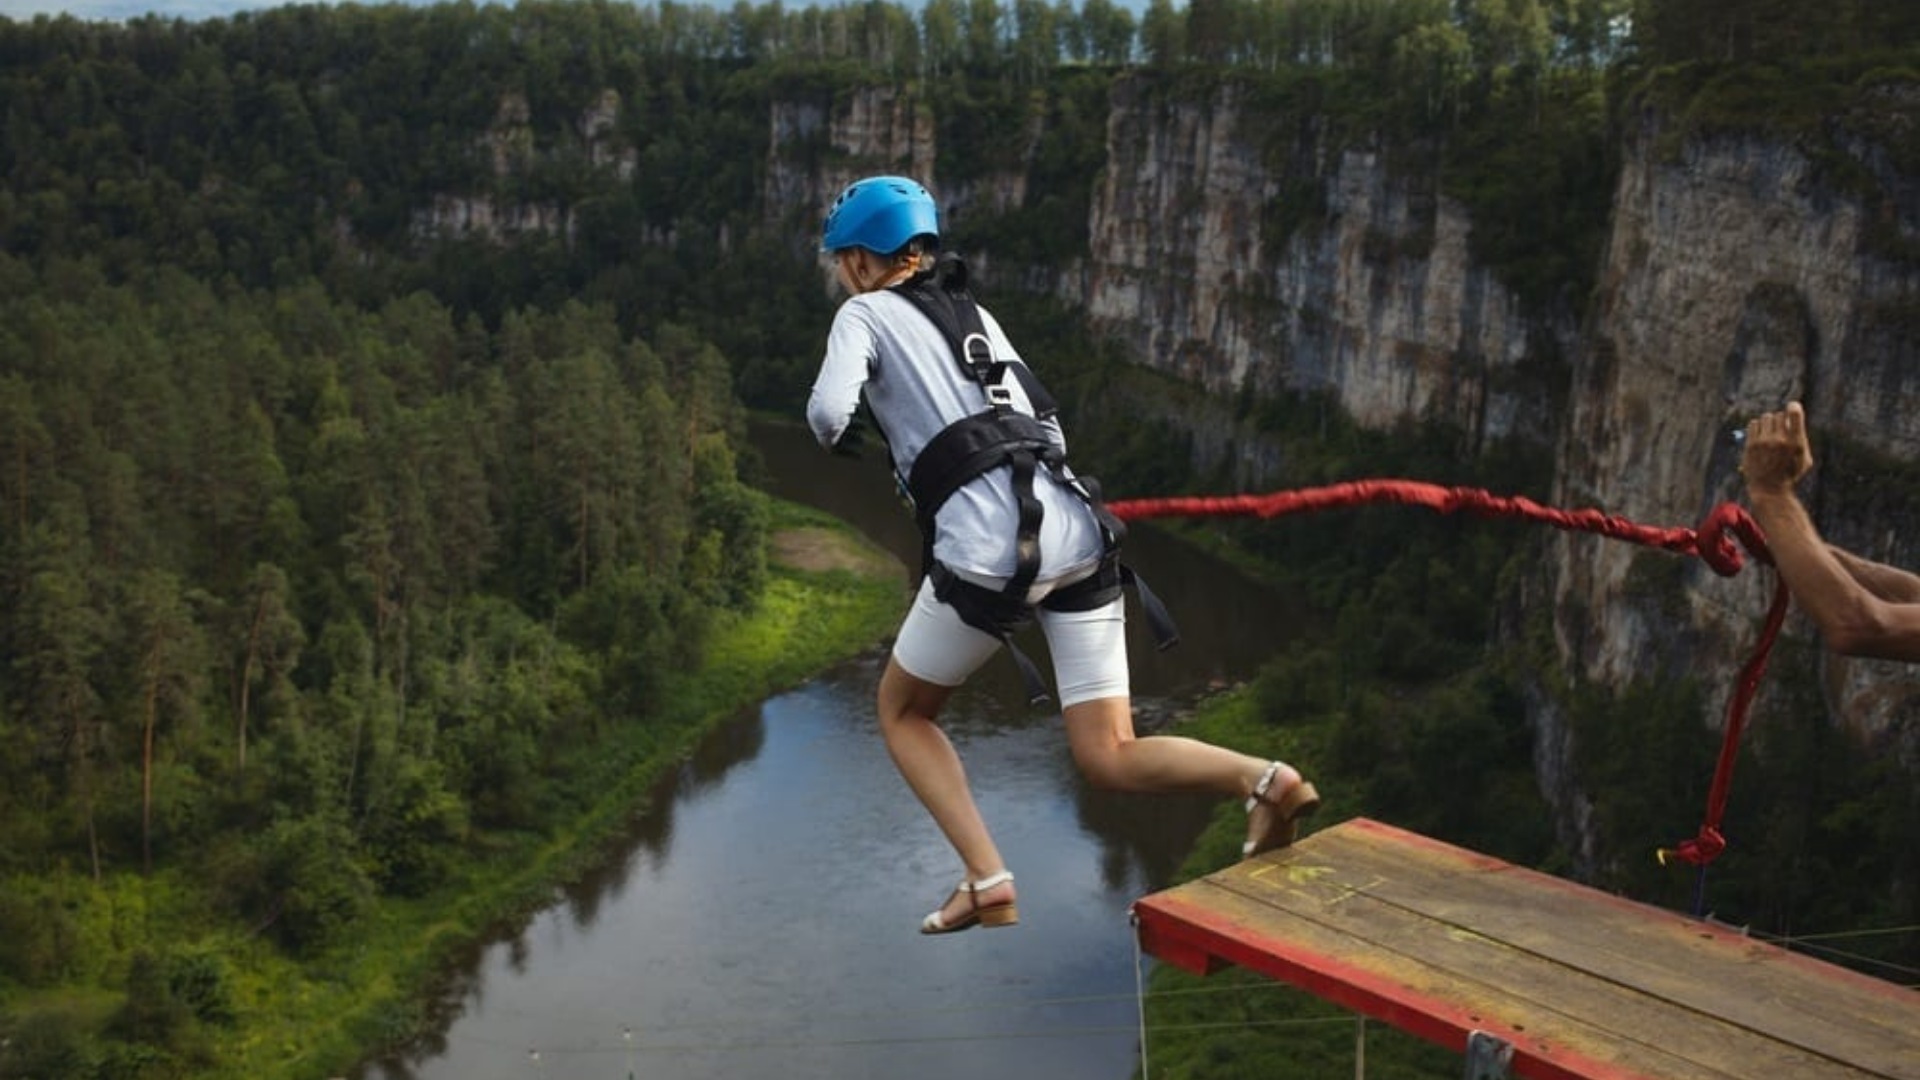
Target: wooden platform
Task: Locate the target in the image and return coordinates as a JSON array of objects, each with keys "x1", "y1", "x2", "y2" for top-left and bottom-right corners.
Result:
[{"x1": 1132, "y1": 818, "x2": 1920, "y2": 1080}]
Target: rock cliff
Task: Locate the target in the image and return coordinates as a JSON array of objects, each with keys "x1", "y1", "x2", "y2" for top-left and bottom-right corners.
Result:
[
  {"x1": 770, "y1": 75, "x2": 1920, "y2": 862},
  {"x1": 410, "y1": 91, "x2": 637, "y2": 245},
  {"x1": 1545, "y1": 109, "x2": 1920, "y2": 830},
  {"x1": 1086, "y1": 76, "x2": 1553, "y2": 446}
]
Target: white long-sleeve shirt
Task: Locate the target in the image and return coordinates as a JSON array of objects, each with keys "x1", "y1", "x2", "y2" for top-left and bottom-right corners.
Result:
[{"x1": 806, "y1": 289, "x2": 1105, "y2": 583}]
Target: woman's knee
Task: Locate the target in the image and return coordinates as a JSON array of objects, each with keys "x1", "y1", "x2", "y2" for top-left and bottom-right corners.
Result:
[
  {"x1": 1070, "y1": 739, "x2": 1131, "y2": 789},
  {"x1": 879, "y1": 657, "x2": 951, "y2": 726},
  {"x1": 1063, "y1": 695, "x2": 1141, "y2": 789}
]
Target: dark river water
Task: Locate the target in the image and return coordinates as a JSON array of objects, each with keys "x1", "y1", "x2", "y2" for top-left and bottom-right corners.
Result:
[{"x1": 360, "y1": 420, "x2": 1295, "y2": 1080}]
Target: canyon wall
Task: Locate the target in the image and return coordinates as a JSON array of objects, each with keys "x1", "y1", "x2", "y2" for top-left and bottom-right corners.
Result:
[{"x1": 770, "y1": 75, "x2": 1920, "y2": 864}]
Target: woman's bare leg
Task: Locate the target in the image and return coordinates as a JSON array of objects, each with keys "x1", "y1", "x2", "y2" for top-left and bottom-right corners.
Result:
[
  {"x1": 1062, "y1": 695, "x2": 1305, "y2": 850},
  {"x1": 877, "y1": 657, "x2": 1016, "y2": 921}
]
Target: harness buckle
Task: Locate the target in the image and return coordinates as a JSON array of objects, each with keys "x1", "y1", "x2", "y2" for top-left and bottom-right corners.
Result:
[{"x1": 986, "y1": 383, "x2": 1016, "y2": 409}]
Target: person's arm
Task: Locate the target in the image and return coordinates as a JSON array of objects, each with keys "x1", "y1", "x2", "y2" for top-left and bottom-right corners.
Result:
[
  {"x1": 1827, "y1": 544, "x2": 1920, "y2": 604},
  {"x1": 1742, "y1": 402, "x2": 1920, "y2": 662},
  {"x1": 806, "y1": 303, "x2": 879, "y2": 449}
]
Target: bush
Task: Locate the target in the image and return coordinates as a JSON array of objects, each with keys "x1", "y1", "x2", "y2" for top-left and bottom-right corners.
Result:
[
  {"x1": 0, "y1": 878, "x2": 80, "y2": 987},
  {"x1": 163, "y1": 947, "x2": 238, "y2": 1027},
  {"x1": 1, "y1": 1005, "x2": 107, "y2": 1080},
  {"x1": 107, "y1": 951, "x2": 193, "y2": 1049},
  {"x1": 362, "y1": 758, "x2": 469, "y2": 897},
  {"x1": 210, "y1": 816, "x2": 375, "y2": 955}
]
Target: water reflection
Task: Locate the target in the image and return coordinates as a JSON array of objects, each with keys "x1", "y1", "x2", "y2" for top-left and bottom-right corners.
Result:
[
  {"x1": 1074, "y1": 784, "x2": 1221, "y2": 893},
  {"x1": 629, "y1": 706, "x2": 770, "y2": 871},
  {"x1": 361, "y1": 423, "x2": 1301, "y2": 1080}
]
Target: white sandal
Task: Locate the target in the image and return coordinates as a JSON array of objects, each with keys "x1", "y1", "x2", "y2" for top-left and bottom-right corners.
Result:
[
  {"x1": 920, "y1": 870, "x2": 1019, "y2": 934},
  {"x1": 1242, "y1": 762, "x2": 1320, "y2": 857}
]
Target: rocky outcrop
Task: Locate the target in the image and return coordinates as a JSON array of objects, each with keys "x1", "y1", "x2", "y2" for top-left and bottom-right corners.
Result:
[
  {"x1": 1551, "y1": 115, "x2": 1920, "y2": 743},
  {"x1": 582, "y1": 89, "x2": 637, "y2": 180},
  {"x1": 1086, "y1": 76, "x2": 1556, "y2": 447},
  {"x1": 1524, "y1": 109, "x2": 1920, "y2": 866},
  {"x1": 409, "y1": 91, "x2": 636, "y2": 245},
  {"x1": 762, "y1": 83, "x2": 1038, "y2": 261},
  {"x1": 765, "y1": 85, "x2": 936, "y2": 239}
]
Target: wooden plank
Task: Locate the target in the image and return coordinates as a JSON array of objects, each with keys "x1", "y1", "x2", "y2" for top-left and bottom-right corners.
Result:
[
  {"x1": 1133, "y1": 818, "x2": 1920, "y2": 1080},
  {"x1": 1277, "y1": 821, "x2": 1920, "y2": 1070}
]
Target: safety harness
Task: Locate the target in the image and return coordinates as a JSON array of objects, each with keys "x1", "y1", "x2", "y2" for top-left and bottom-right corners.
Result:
[{"x1": 886, "y1": 254, "x2": 1179, "y2": 704}]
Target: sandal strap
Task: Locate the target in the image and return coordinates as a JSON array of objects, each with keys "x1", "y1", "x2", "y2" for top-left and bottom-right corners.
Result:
[
  {"x1": 1245, "y1": 761, "x2": 1283, "y2": 813},
  {"x1": 965, "y1": 870, "x2": 1014, "y2": 893}
]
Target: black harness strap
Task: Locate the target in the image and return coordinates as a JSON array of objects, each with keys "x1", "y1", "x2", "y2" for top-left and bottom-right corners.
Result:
[
  {"x1": 893, "y1": 256, "x2": 1058, "y2": 418},
  {"x1": 905, "y1": 412, "x2": 1059, "y2": 531},
  {"x1": 888, "y1": 256, "x2": 1179, "y2": 705},
  {"x1": 893, "y1": 257, "x2": 1060, "y2": 598}
]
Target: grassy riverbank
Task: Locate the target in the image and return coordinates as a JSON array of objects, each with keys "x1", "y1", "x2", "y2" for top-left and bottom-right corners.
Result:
[{"x1": 0, "y1": 502, "x2": 905, "y2": 1080}]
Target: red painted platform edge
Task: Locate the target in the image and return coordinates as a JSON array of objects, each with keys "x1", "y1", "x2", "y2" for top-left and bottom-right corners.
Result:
[{"x1": 1133, "y1": 887, "x2": 1656, "y2": 1080}]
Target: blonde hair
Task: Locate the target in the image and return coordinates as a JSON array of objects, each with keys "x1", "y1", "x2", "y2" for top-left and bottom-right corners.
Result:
[
  {"x1": 893, "y1": 235, "x2": 937, "y2": 275},
  {"x1": 841, "y1": 236, "x2": 937, "y2": 293}
]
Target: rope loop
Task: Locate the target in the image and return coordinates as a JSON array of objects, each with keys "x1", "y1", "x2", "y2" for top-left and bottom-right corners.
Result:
[
  {"x1": 1106, "y1": 480, "x2": 1786, "y2": 883},
  {"x1": 1694, "y1": 501, "x2": 1773, "y2": 577}
]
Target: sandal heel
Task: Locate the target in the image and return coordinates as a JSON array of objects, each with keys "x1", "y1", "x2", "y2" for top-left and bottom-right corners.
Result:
[
  {"x1": 978, "y1": 903, "x2": 1019, "y2": 928},
  {"x1": 1243, "y1": 764, "x2": 1320, "y2": 858},
  {"x1": 1282, "y1": 781, "x2": 1321, "y2": 818}
]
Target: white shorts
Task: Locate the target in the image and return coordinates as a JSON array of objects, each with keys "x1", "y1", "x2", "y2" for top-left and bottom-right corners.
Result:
[{"x1": 891, "y1": 569, "x2": 1129, "y2": 708}]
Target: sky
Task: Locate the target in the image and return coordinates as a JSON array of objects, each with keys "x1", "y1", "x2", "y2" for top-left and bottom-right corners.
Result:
[
  {"x1": 0, "y1": 0, "x2": 1038, "y2": 21},
  {"x1": 0, "y1": 0, "x2": 483, "y2": 20}
]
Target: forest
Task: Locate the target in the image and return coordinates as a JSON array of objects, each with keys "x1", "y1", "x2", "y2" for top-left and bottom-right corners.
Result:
[{"x1": 2, "y1": 0, "x2": 1917, "y2": 1075}]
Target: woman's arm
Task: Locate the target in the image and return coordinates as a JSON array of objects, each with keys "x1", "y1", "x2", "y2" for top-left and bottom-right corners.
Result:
[
  {"x1": 1829, "y1": 544, "x2": 1920, "y2": 604},
  {"x1": 807, "y1": 304, "x2": 879, "y2": 448}
]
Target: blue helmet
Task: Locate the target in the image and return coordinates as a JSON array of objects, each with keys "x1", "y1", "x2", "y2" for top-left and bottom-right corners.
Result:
[{"x1": 821, "y1": 176, "x2": 939, "y2": 255}]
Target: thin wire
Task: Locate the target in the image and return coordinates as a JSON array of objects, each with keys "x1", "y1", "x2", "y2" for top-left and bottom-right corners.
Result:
[
  {"x1": 454, "y1": 975, "x2": 1305, "y2": 1039},
  {"x1": 1133, "y1": 913, "x2": 1151, "y2": 1080},
  {"x1": 1761, "y1": 939, "x2": 1920, "y2": 980},
  {"x1": 456, "y1": 1013, "x2": 1357, "y2": 1058},
  {"x1": 1765, "y1": 924, "x2": 1920, "y2": 943},
  {"x1": 1734, "y1": 923, "x2": 1920, "y2": 980}
]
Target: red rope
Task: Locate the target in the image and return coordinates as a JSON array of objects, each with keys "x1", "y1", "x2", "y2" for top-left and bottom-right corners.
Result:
[{"x1": 1107, "y1": 480, "x2": 1785, "y2": 870}]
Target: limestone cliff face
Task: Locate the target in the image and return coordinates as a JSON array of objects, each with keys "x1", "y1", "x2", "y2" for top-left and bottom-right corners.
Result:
[
  {"x1": 765, "y1": 85, "x2": 938, "y2": 237},
  {"x1": 763, "y1": 83, "x2": 1036, "y2": 283},
  {"x1": 1085, "y1": 76, "x2": 1555, "y2": 446},
  {"x1": 1549, "y1": 114, "x2": 1920, "y2": 763},
  {"x1": 1080, "y1": 81, "x2": 1919, "y2": 865},
  {"x1": 409, "y1": 91, "x2": 636, "y2": 245}
]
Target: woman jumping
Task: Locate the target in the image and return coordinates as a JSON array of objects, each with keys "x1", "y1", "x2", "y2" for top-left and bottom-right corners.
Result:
[{"x1": 806, "y1": 176, "x2": 1319, "y2": 935}]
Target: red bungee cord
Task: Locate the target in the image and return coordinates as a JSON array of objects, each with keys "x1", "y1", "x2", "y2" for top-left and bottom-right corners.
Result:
[{"x1": 1107, "y1": 481, "x2": 1789, "y2": 875}]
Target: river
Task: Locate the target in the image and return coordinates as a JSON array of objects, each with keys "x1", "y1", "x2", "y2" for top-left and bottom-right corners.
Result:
[{"x1": 360, "y1": 420, "x2": 1295, "y2": 1080}]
